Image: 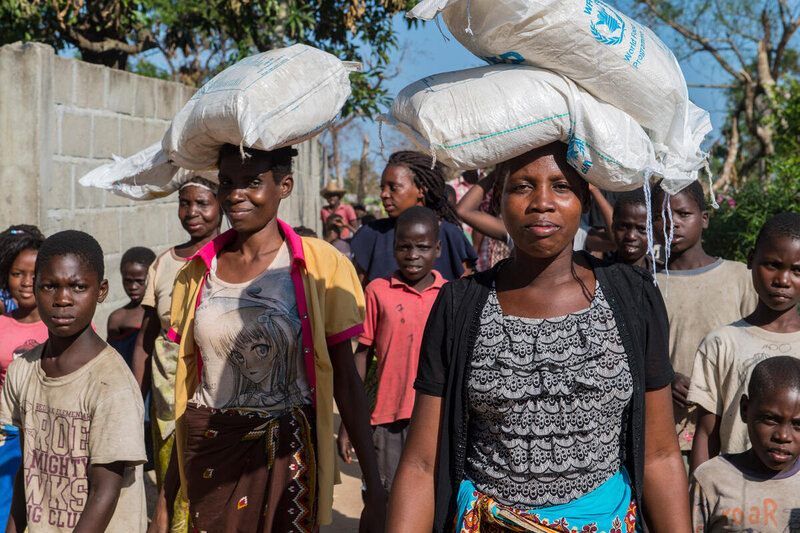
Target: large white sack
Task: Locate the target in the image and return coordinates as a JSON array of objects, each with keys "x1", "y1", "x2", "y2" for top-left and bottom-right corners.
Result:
[
  {"x1": 408, "y1": 0, "x2": 712, "y2": 193},
  {"x1": 79, "y1": 143, "x2": 217, "y2": 200},
  {"x1": 385, "y1": 64, "x2": 659, "y2": 192},
  {"x1": 164, "y1": 44, "x2": 352, "y2": 170}
]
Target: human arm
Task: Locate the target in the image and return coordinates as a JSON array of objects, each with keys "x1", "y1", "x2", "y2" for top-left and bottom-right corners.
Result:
[
  {"x1": 72, "y1": 462, "x2": 125, "y2": 533},
  {"x1": 671, "y1": 372, "x2": 691, "y2": 408},
  {"x1": 337, "y1": 342, "x2": 372, "y2": 463},
  {"x1": 106, "y1": 309, "x2": 122, "y2": 341},
  {"x1": 386, "y1": 393, "x2": 443, "y2": 533},
  {"x1": 330, "y1": 340, "x2": 387, "y2": 532},
  {"x1": 455, "y1": 177, "x2": 507, "y2": 242},
  {"x1": 132, "y1": 306, "x2": 160, "y2": 397},
  {"x1": 588, "y1": 185, "x2": 614, "y2": 238},
  {"x1": 642, "y1": 385, "x2": 691, "y2": 532},
  {"x1": 690, "y1": 407, "x2": 721, "y2": 475}
]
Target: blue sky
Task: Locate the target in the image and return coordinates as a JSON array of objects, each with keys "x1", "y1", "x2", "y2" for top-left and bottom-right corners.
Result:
[{"x1": 333, "y1": 9, "x2": 733, "y2": 174}]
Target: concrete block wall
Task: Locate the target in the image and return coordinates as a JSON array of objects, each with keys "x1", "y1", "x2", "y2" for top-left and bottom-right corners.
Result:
[{"x1": 0, "y1": 42, "x2": 327, "y2": 337}]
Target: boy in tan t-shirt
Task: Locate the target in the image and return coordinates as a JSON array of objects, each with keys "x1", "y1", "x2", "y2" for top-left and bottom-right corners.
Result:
[
  {"x1": 689, "y1": 213, "x2": 800, "y2": 470},
  {"x1": 0, "y1": 230, "x2": 146, "y2": 533},
  {"x1": 690, "y1": 356, "x2": 800, "y2": 533},
  {"x1": 652, "y1": 181, "x2": 757, "y2": 453}
]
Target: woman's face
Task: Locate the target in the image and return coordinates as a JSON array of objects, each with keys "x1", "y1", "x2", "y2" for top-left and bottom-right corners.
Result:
[
  {"x1": 178, "y1": 185, "x2": 221, "y2": 239},
  {"x1": 380, "y1": 164, "x2": 424, "y2": 218},
  {"x1": 8, "y1": 249, "x2": 38, "y2": 310},
  {"x1": 217, "y1": 151, "x2": 293, "y2": 233},
  {"x1": 502, "y1": 145, "x2": 588, "y2": 259}
]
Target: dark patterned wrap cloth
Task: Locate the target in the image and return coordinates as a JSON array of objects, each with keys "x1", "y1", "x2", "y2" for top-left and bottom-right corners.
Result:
[{"x1": 183, "y1": 402, "x2": 317, "y2": 533}]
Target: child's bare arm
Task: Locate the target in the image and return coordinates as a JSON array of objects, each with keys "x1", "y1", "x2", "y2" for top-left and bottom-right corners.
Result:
[
  {"x1": 689, "y1": 407, "x2": 721, "y2": 475},
  {"x1": 337, "y1": 343, "x2": 372, "y2": 463},
  {"x1": 106, "y1": 309, "x2": 123, "y2": 341},
  {"x1": 73, "y1": 462, "x2": 125, "y2": 533},
  {"x1": 330, "y1": 339, "x2": 387, "y2": 533},
  {"x1": 131, "y1": 306, "x2": 160, "y2": 397},
  {"x1": 6, "y1": 447, "x2": 26, "y2": 533}
]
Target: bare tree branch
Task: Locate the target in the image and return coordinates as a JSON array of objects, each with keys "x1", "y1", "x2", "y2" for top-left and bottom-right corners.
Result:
[
  {"x1": 64, "y1": 26, "x2": 156, "y2": 55},
  {"x1": 640, "y1": 0, "x2": 744, "y2": 79},
  {"x1": 687, "y1": 83, "x2": 735, "y2": 88}
]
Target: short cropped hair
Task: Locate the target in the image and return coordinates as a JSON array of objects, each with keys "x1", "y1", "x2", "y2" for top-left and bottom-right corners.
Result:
[
  {"x1": 748, "y1": 356, "x2": 800, "y2": 403},
  {"x1": 293, "y1": 226, "x2": 318, "y2": 238},
  {"x1": 0, "y1": 225, "x2": 45, "y2": 292},
  {"x1": 121, "y1": 246, "x2": 156, "y2": 269},
  {"x1": 36, "y1": 230, "x2": 105, "y2": 281},
  {"x1": 613, "y1": 189, "x2": 646, "y2": 217},
  {"x1": 395, "y1": 206, "x2": 440, "y2": 241},
  {"x1": 218, "y1": 144, "x2": 298, "y2": 183},
  {"x1": 753, "y1": 212, "x2": 800, "y2": 253},
  {"x1": 653, "y1": 179, "x2": 706, "y2": 212}
]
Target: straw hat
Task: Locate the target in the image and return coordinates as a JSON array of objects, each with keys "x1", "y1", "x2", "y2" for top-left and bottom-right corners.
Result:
[{"x1": 320, "y1": 181, "x2": 347, "y2": 197}]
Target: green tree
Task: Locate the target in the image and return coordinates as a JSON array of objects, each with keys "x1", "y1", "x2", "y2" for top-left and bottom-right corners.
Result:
[
  {"x1": 704, "y1": 78, "x2": 800, "y2": 262},
  {"x1": 0, "y1": 0, "x2": 415, "y2": 118},
  {"x1": 629, "y1": 0, "x2": 800, "y2": 187}
]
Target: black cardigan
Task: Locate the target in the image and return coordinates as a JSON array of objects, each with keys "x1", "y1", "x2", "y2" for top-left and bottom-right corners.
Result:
[{"x1": 414, "y1": 255, "x2": 675, "y2": 533}]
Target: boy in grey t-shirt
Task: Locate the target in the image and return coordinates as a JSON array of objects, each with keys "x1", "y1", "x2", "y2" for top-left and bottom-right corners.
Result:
[
  {"x1": 690, "y1": 357, "x2": 800, "y2": 533},
  {"x1": 1, "y1": 231, "x2": 146, "y2": 533},
  {"x1": 689, "y1": 213, "x2": 800, "y2": 470}
]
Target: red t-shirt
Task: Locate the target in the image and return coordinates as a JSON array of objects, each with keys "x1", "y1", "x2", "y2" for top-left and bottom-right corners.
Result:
[
  {"x1": 0, "y1": 314, "x2": 48, "y2": 392},
  {"x1": 320, "y1": 204, "x2": 357, "y2": 239},
  {"x1": 358, "y1": 270, "x2": 447, "y2": 425}
]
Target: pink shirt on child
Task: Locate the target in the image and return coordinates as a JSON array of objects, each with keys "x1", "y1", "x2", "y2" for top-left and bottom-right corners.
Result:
[
  {"x1": 0, "y1": 314, "x2": 48, "y2": 392},
  {"x1": 358, "y1": 270, "x2": 447, "y2": 426}
]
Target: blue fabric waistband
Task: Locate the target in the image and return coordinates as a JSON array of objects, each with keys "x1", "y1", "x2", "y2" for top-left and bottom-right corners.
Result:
[{"x1": 456, "y1": 468, "x2": 639, "y2": 532}]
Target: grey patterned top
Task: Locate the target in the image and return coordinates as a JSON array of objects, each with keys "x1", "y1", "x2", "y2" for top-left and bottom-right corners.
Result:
[{"x1": 465, "y1": 282, "x2": 633, "y2": 508}]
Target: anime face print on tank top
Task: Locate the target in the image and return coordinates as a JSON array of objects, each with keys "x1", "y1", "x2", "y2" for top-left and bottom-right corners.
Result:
[{"x1": 192, "y1": 243, "x2": 312, "y2": 411}]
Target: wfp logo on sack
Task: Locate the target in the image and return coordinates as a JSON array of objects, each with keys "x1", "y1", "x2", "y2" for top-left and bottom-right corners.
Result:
[
  {"x1": 568, "y1": 138, "x2": 593, "y2": 176},
  {"x1": 585, "y1": 0, "x2": 626, "y2": 46}
]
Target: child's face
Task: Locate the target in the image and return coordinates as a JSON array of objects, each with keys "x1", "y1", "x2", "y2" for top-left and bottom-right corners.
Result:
[
  {"x1": 501, "y1": 147, "x2": 588, "y2": 260},
  {"x1": 749, "y1": 235, "x2": 800, "y2": 312},
  {"x1": 179, "y1": 186, "x2": 221, "y2": 239},
  {"x1": 611, "y1": 203, "x2": 648, "y2": 264},
  {"x1": 8, "y1": 248, "x2": 38, "y2": 310},
  {"x1": 218, "y1": 152, "x2": 293, "y2": 234},
  {"x1": 120, "y1": 262, "x2": 148, "y2": 304},
  {"x1": 394, "y1": 222, "x2": 441, "y2": 283},
  {"x1": 35, "y1": 254, "x2": 108, "y2": 337},
  {"x1": 653, "y1": 190, "x2": 708, "y2": 253},
  {"x1": 380, "y1": 165, "x2": 424, "y2": 218},
  {"x1": 741, "y1": 387, "x2": 800, "y2": 474}
]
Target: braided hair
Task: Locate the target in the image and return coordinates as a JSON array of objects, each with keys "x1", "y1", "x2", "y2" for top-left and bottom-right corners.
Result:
[
  {"x1": 0, "y1": 225, "x2": 45, "y2": 292},
  {"x1": 386, "y1": 151, "x2": 461, "y2": 225}
]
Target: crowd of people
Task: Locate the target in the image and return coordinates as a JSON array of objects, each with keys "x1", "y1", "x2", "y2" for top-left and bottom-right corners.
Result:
[{"x1": 0, "y1": 140, "x2": 797, "y2": 533}]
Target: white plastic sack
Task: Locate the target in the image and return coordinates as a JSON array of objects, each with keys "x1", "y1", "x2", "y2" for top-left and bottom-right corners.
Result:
[
  {"x1": 384, "y1": 64, "x2": 660, "y2": 192},
  {"x1": 408, "y1": 0, "x2": 712, "y2": 193},
  {"x1": 164, "y1": 44, "x2": 352, "y2": 170},
  {"x1": 79, "y1": 143, "x2": 217, "y2": 200}
]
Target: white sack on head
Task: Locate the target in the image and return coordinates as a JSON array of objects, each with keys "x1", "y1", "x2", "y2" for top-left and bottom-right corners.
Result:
[
  {"x1": 408, "y1": 0, "x2": 712, "y2": 194},
  {"x1": 78, "y1": 143, "x2": 218, "y2": 200},
  {"x1": 384, "y1": 64, "x2": 659, "y2": 192},
  {"x1": 164, "y1": 44, "x2": 352, "y2": 170}
]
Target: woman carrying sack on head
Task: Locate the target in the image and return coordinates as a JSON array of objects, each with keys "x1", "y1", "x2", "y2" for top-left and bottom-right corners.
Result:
[{"x1": 386, "y1": 143, "x2": 691, "y2": 533}]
